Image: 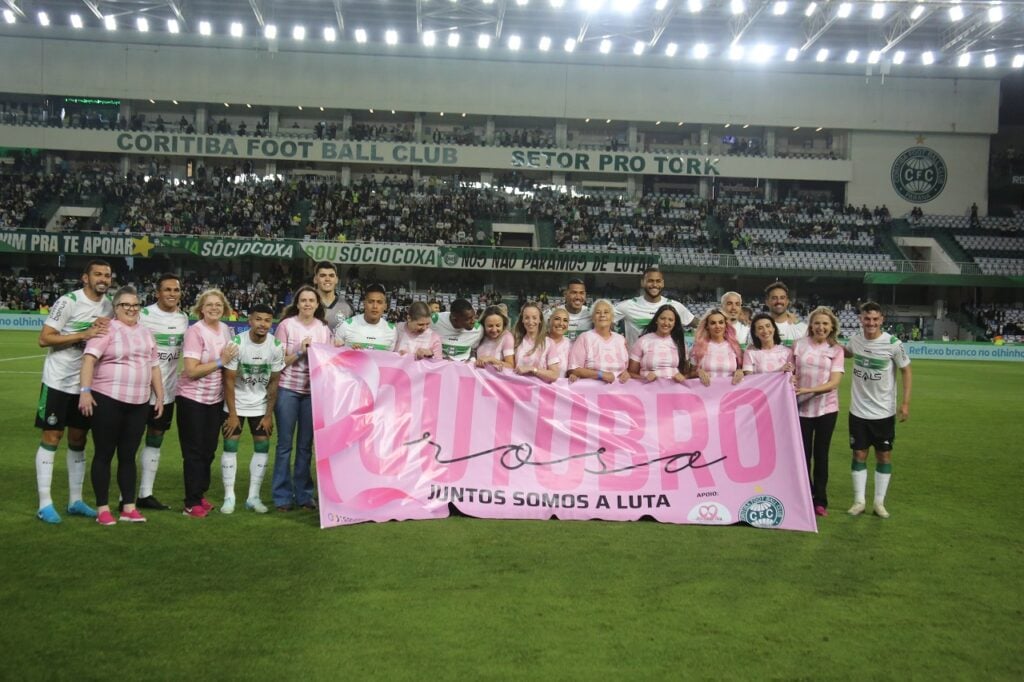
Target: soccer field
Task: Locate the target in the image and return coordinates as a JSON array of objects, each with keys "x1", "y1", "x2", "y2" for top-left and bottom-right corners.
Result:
[{"x1": 1, "y1": 330, "x2": 1021, "y2": 680}]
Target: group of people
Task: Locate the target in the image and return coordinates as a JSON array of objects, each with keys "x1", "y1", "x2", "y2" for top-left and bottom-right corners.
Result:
[{"x1": 32, "y1": 262, "x2": 911, "y2": 527}]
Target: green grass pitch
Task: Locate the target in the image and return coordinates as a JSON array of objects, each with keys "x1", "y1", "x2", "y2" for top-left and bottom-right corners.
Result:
[{"x1": 1, "y1": 330, "x2": 1021, "y2": 679}]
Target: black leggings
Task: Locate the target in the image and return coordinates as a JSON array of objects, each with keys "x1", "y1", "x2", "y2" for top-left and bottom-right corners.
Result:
[
  {"x1": 176, "y1": 396, "x2": 224, "y2": 508},
  {"x1": 799, "y1": 412, "x2": 838, "y2": 509},
  {"x1": 90, "y1": 392, "x2": 150, "y2": 507}
]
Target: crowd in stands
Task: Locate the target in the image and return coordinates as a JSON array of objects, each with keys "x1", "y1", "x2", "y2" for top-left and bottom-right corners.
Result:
[{"x1": 971, "y1": 305, "x2": 1024, "y2": 342}]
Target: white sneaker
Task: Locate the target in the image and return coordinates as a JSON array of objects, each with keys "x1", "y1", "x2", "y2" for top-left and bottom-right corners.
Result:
[
  {"x1": 221, "y1": 496, "x2": 236, "y2": 514},
  {"x1": 873, "y1": 501, "x2": 890, "y2": 519},
  {"x1": 245, "y1": 497, "x2": 269, "y2": 514},
  {"x1": 847, "y1": 502, "x2": 866, "y2": 516}
]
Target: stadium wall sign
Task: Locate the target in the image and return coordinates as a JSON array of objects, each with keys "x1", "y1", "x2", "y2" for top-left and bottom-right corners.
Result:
[
  {"x1": 439, "y1": 246, "x2": 657, "y2": 273},
  {"x1": 299, "y1": 243, "x2": 439, "y2": 267},
  {"x1": 308, "y1": 346, "x2": 817, "y2": 531},
  {"x1": 904, "y1": 341, "x2": 1024, "y2": 362},
  {"x1": 0, "y1": 312, "x2": 45, "y2": 330},
  {"x1": 0, "y1": 230, "x2": 147, "y2": 257},
  {"x1": 890, "y1": 147, "x2": 948, "y2": 203},
  {"x1": 153, "y1": 235, "x2": 296, "y2": 259}
]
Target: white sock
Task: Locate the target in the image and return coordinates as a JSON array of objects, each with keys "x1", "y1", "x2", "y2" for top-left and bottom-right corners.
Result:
[
  {"x1": 874, "y1": 471, "x2": 892, "y2": 504},
  {"x1": 852, "y1": 468, "x2": 867, "y2": 504},
  {"x1": 248, "y1": 452, "x2": 268, "y2": 500},
  {"x1": 138, "y1": 446, "x2": 161, "y2": 498},
  {"x1": 67, "y1": 448, "x2": 86, "y2": 503},
  {"x1": 221, "y1": 452, "x2": 237, "y2": 500},
  {"x1": 36, "y1": 446, "x2": 56, "y2": 509}
]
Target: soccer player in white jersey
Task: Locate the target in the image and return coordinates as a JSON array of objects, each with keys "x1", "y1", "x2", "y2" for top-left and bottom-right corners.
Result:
[
  {"x1": 135, "y1": 273, "x2": 189, "y2": 511},
  {"x1": 544, "y1": 278, "x2": 592, "y2": 341},
  {"x1": 222, "y1": 304, "x2": 285, "y2": 514},
  {"x1": 335, "y1": 284, "x2": 398, "y2": 351},
  {"x1": 431, "y1": 298, "x2": 483, "y2": 361},
  {"x1": 34, "y1": 259, "x2": 113, "y2": 524},
  {"x1": 314, "y1": 261, "x2": 353, "y2": 334},
  {"x1": 614, "y1": 267, "x2": 695, "y2": 348},
  {"x1": 721, "y1": 291, "x2": 750, "y2": 346},
  {"x1": 765, "y1": 281, "x2": 807, "y2": 345},
  {"x1": 845, "y1": 301, "x2": 912, "y2": 519}
]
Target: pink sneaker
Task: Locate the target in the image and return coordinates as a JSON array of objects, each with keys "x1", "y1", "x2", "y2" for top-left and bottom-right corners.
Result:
[
  {"x1": 182, "y1": 504, "x2": 208, "y2": 518},
  {"x1": 119, "y1": 508, "x2": 147, "y2": 523},
  {"x1": 96, "y1": 510, "x2": 117, "y2": 526},
  {"x1": 814, "y1": 505, "x2": 829, "y2": 517},
  {"x1": 199, "y1": 498, "x2": 215, "y2": 513}
]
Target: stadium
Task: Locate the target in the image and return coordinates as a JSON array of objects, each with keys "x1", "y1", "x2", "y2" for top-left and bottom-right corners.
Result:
[{"x1": 1, "y1": 0, "x2": 1021, "y2": 678}]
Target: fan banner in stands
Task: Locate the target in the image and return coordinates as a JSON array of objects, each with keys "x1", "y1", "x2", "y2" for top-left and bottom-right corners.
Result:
[
  {"x1": 308, "y1": 345, "x2": 817, "y2": 532},
  {"x1": 439, "y1": 247, "x2": 659, "y2": 274},
  {"x1": 299, "y1": 242, "x2": 440, "y2": 267},
  {"x1": 153, "y1": 235, "x2": 297, "y2": 259},
  {"x1": 0, "y1": 230, "x2": 154, "y2": 257}
]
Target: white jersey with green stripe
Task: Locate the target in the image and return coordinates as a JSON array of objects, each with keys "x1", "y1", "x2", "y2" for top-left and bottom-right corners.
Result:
[
  {"x1": 335, "y1": 315, "x2": 398, "y2": 351},
  {"x1": 614, "y1": 296, "x2": 694, "y2": 348},
  {"x1": 41, "y1": 288, "x2": 114, "y2": 394},
  {"x1": 224, "y1": 333, "x2": 285, "y2": 417},
  {"x1": 141, "y1": 303, "x2": 189, "y2": 405},
  {"x1": 431, "y1": 312, "x2": 483, "y2": 361},
  {"x1": 848, "y1": 332, "x2": 911, "y2": 420}
]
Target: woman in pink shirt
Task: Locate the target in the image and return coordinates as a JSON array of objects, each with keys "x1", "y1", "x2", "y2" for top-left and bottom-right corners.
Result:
[
  {"x1": 474, "y1": 305, "x2": 514, "y2": 370},
  {"x1": 742, "y1": 314, "x2": 795, "y2": 376},
  {"x1": 689, "y1": 308, "x2": 744, "y2": 386},
  {"x1": 176, "y1": 288, "x2": 238, "y2": 518},
  {"x1": 78, "y1": 286, "x2": 164, "y2": 526},
  {"x1": 513, "y1": 302, "x2": 556, "y2": 381},
  {"x1": 395, "y1": 302, "x2": 442, "y2": 360},
  {"x1": 541, "y1": 307, "x2": 572, "y2": 380},
  {"x1": 568, "y1": 299, "x2": 630, "y2": 384},
  {"x1": 793, "y1": 306, "x2": 846, "y2": 517},
  {"x1": 628, "y1": 304, "x2": 687, "y2": 383},
  {"x1": 272, "y1": 286, "x2": 332, "y2": 511}
]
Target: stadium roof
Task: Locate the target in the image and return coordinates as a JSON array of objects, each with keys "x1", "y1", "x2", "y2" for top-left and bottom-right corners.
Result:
[{"x1": 3, "y1": 0, "x2": 1023, "y2": 74}]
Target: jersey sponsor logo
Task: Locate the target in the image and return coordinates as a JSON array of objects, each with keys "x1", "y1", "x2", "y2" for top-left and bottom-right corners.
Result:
[
  {"x1": 739, "y1": 494, "x2": 785, "y2": 528},
  {"x1": 891, "y1": 146, "x2": 947, "y2": 204}
]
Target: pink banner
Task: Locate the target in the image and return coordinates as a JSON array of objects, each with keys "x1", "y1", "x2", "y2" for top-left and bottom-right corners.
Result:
[{"x1": 309, "y1": 344, "x2": 817, "y2": 532}]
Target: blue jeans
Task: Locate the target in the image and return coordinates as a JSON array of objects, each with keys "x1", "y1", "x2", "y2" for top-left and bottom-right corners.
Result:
[{"x1": 272, "y1": 388, "x2": 315, "y2": 507}]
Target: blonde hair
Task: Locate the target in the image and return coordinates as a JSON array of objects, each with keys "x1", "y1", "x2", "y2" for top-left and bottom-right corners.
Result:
[
  {"x1": 191, "y1": 288, "x2": 229, "y2": 319},
  {"x1": 807, "y1": 306, "x2": 840, "y2": 346}
]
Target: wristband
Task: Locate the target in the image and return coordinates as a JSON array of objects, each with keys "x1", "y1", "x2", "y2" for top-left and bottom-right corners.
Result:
[
  {"x1": 216, "y1": 358, "x2": 223, "y2": 369},
  {"x1": 597, "y1": 370, "x2": 603, "y2": 381},
  {"x1": 296, "y1": 349, "x2": 305, "y2": 358},
  {"x1": 79, "y1": 387, "x2": 92, "y2": 394}
]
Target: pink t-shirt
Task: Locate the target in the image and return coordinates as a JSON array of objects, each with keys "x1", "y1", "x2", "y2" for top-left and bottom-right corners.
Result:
[
  {"x1": 793, "y1": 336, "x2": 845, "y2": 417},
  {"x1": 544, "y1": 336, "x2": 572, "y2": 378},
  {"x1": 743, "y1": 344, "x2": 794, "y2": 374},
  {"x1": 568, "y1": 330, "x2": 629, "y2": 374},
  {"x1": 178, "y1": 321, "x2": 233, "y2": 404},
  {"x1": 275, "y1": 316, "x2": 332, "y2": 395},
  {"x1": 395, "y1": 323, "x2": 442, "y2": 360},
  {"x1": 84, "y1": 320, "x2": 158, "y2": 405},
  {"x1": 475, "y1": 331, "x2": 514, "y2": 363},
  {"x1": 697, "y1": 340, "x2": 741, "y2": 378},
  {"x1": 514, "y1": 336, "x2": 550, "y2": 372},
  {"x1": 629, "y1": 334, "x2": 682, "y2": 379}
]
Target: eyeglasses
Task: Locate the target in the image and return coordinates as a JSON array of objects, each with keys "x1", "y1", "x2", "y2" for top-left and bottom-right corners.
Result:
[{"x1": 117, "y1": 303, "x2": 141, "y2": 310}]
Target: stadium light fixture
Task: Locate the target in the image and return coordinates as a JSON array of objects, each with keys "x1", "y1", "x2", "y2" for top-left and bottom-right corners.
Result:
[
  {"x1": 815, "y1": 48, "x2": 829, "y2": 62},
  {"x1": 37, "y1": 11, "x2": 49, "y2": 26},
  {"x1": 293, "y1": 26, "x2": 307, "y2": 41},
  {"x1": 539, "y1": 36, "x2": 552, "y2": 51},
  {"x1": 385, "y1": 29, "x2": 398, "y2": 45},
  {"x1": 230, "y1": 22, "x2": 243, "y2": 38},
  {"x1": 958, "y1": 52, "x2": 971, "y2": 67},
  {"x1": 483, "y1": 0, "x2": 495, "y2": 4},
  {"x1": 984, "y1": 53, "x2": 996, "y2": 68},
  {"x1": 893, "y1": 50, "x2": 906, "y2": 64},
  {"x1": 478, "y1": 34, "x2": 491, "y2": 49},
  {"x1": 516, "y1": 0, "x2": 529, "y2": 6},
  {"x1": 655, "y1": 121, "x2": 662, "y2": 125},
  {"x1": 264, "y1": 24, "x2": 278, "y2": 39},
  {"x1": 793, "y1": 126, "x2": 800, "y2": 131},
  {"x1": 199, "y1": 21, "x2": 212, "y2": 36},
  {"x1": 137, "y1": 17, "x2": 149, "y2": 32},
  {"x1": 678, "y1": 121, "x2": 684, "y2": 126},
  {"x1": 988, "y1": 6, "x2": 1003, "y2": 23},
  {"x1": 600, "y1": 39, "x2": 612, "y2": 54},
  {"x1": 805, "y1": 2, "x2": 817, "y2": 17},
  {"x1": 693, "y1": 42, "x2": 710, "y2": 59},
  {"x1": 871, "y1": 3, "x2": 886, "y2": 20},
  {"x1": 837, "y1": 3, "x2": 852, "y2": 19},
  {"x1": 1014, "y1": 54, "x2": 1024, "y2": 68},
  {"x1": 355, "y1": 28, "x2": 368, "y2": 43},
  {"x1": 324, "y1": 27, "x2": 336, "y2": 42},
  {"x1": 605, "y1": 119, "x2": 611, "y2": 124},
  {"x1": 846, "y1": 49, "x2": 859, "y2": 63},
  {"x1": 551, "y1": 0, "x2": 565, "y2": 7},
  {"x1": 785, "y1": 47, "x2": 799, "y2": 61},
  {"x1": 167, "y1": 19, "x2": 179, "y2": 33},
  {"x1": 633, "y1": 40, "x2": 645, "y2": 55},
  {"x1": 742, "y1": 124, "x2": 750, "y2": 129},
  {"x1": 148, "y1": 99, "x2": 156, "y2": 104},
  {"x1": 868, "y1": 50, "x2": 881, "y2": 64},
  {"x1": 921, "y1": 50, "x2": 934, "y2": 65},
  {"x1": 104, "y1": 15, "x2": 117, "y2": 31},
  {"x1": 729, "y1": 44, "x2": 745, "y2": 60},
  {"x1": 3, "y1": 9, "x2": 15, "y2": 24},
  {"x1": 910, "y1": 4, "x2": 925, "y2": 20},
  {"x1": 172, "y1": 100, "x2": 179, "y2": 105},
  {"x1": 509, "y1": 34, "x2": 522, "y2": 50},
  {"x1": 423, "y1": 31, "x2": 436, "y2": 46},
  {"x1": 656, "y1": 0, "x2": 669, "y2": 10},
  {"x1": 564, "y1": 37, "x2": 577, "y2": 52},
  {"x1": 751, "y1": 44, "x2": 774, "y2": 62},
  {"x1": 815, "y1": 126, "x2": 823, "y2": 131},
  {"x1": 448, "y1": 32, "x2": 461, "y2": 47},
  {"x1": 615, "y1": 0, "x2": 640, "y2": 12},
  {"x1": 688, "y1": 0, "x2": 703, "y2": 12},
  {"x1": 724, "y1": 123, "x2": 731, "y2": 128},
  {"x1": 949, "y1": 4, "x2": 964, "y2": 21},
  {"x1": 665, "y1": 42, "x2": 678, "y2": 57},
  {"x1": 580, "y1": 0, "x2": 604, "y2": 12},
  {"x1": 248, "y1": 104, "x2": 253, "y2": 108},
  {"x1": 773, "y1": 2, "x2": 788, "y2": 16},
  {"x1": 731, "y1": 0, "x2": 745, "y2": 15},
  {"x1": 70, "y1": 14, "x2": 83, "y2": 29}
]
